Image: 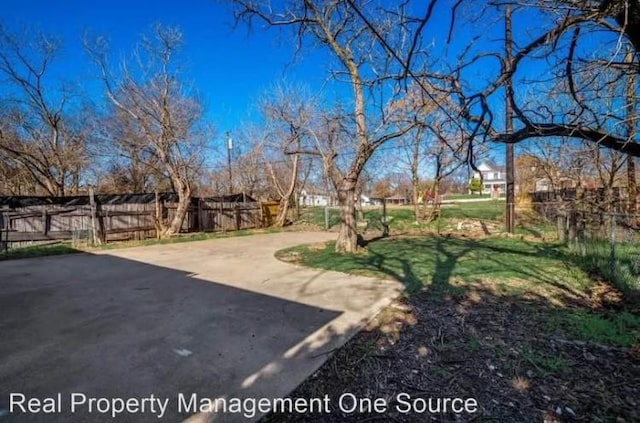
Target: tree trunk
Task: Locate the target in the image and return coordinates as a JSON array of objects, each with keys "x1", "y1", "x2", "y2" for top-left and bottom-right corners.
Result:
[
  {"x1": 626, "y1": 48, "x2": 637, "y2": 218},
  {"x1": 276, "y1": 197, "x2": 291, "y2": 227},
  {"x1": 629, "y1": 157, "x2": 637, "y2": 216},
  {"x1": 161, "y1": 180, "x2": 191, "y2": 238},
  {"x1": 427, "y1": 179, "x2": 441, "y2": 222},
  {"x1": 274, "y1": 154, "x2": 299, "y2": 227},
  {"x1": 335, "y1": 182, "x2": 358, "y2": 254},
  {"x1": 355, "y1": 184, "x2": 364, "y2": 221},
  {"x1": 412, "y1": 174, "x2": 420, "y2": 222}
]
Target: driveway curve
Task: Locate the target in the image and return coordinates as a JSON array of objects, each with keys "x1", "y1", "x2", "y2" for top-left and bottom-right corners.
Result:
[{"x1": 0, "y1": 232, "x2": 402, "y2": 422}]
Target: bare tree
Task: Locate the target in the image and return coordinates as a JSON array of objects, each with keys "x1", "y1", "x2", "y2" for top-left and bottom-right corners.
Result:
[
  {"x1": 231, "y1": 0, "x2": 417, "y2": 252},
  {"x1": 233, "y1": 140, "x2": 268, "y2": 199},
  {"x1": 259, "y1": 84, "x2": 316, "y2": 226},
  {"x1": 339, "y1": 0, "x2": 640, "y2": 172},
  {"x1": 86, "y1": 25, "x2": 209, "y2": 237},
  {"x1": 449, "y1": 1, "x2": 640, "y2": 156},
  {"x1": 0, "y1": 157, "x2": 33, "y2": 195},
  {"x1": 91, "y1": 107, "x2": 167, "y2": 193},
  {"x1": 625, "y1": 47, "x2": 638, "y2": 214},
  {"x1": 424, "y1": 129, "x2": 467, "y2": 221},
  {"x1": 521, "y1": 138, "x2": 594, "y2": 191},
  {"x1": 393, "y1": 82, "x2": 468, "y2": 221},
  {"x1": 591, "y1": 144, "x2": 627, "y2": 204},
  {"x1": 400, "y1": 124, "x2": 428, "y2": 222},
  {"x1": 0, "y1": 25, "x2": 87, "y2": 196}
]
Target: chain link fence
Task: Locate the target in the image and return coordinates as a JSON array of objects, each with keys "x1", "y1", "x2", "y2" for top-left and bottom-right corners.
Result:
[
  {"x1": 568, "y1": 212, "x2": 640, "y2": 291},
  {"x1": 532, "y1": 188, "x2": 639, "y2": 291}
]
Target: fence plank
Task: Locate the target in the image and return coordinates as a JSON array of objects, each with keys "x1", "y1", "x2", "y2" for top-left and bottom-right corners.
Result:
[
  {"x1": 6, "y1": 231, "x2": 73, "y2": 242},
  {"x1": 0, "y1": 194, "x2": 263, "y2": 249}
]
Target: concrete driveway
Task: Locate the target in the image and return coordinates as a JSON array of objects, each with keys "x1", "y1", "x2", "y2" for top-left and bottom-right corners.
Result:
[{"x1": 0, "y1": 232, "x2": 402, "y2": 422}]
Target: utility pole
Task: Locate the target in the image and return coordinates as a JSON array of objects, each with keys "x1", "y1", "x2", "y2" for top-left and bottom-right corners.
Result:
[
  {"x1": 226, "y1": 131, "x2": 233, "y2": 194},
  {"x1": 505, "y1": 4, "x2": 515, "y2": 233},
  {"x1": 626, "y1": 47, "x2": 637, "y2": 218}
]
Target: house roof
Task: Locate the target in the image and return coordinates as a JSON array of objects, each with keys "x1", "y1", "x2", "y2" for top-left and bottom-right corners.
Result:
[{"x1": 478, "y1": 162, "x2": 505, "y2": 173}]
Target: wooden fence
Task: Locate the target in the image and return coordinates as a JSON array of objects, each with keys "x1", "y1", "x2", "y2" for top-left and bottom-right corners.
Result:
[{"x1": 0, "y1": 193, "x2": 263, "y2": 249}]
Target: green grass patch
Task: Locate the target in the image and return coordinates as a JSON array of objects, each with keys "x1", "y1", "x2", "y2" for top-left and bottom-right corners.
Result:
[
  {"x1": 277, "y1": 234, "x2": 591, "y2": 295},
  {"x1": 574, "y1": 239, "x2": 640, "y2": 292},
  {"x1": 0, "y1": 243, "x2": 80, "y2": 261},
  {"x1": 469, "y1": 334, "x2": 481, "y2": 352},
  {"x1": 522, "y1": 348, "x2": 569, "y2": 374},
  {"x1": 549, "y1": 309, "x2": 640, "y2": 347},
  {"x1": 94, "y1": 227, "x2": 282, "y2": 251},
  {"x1": 440, "y1": 200, "x2": 505, "y2": 221},
  {"x1": 298, "y1": 207, "x2": 343, "y2": 228},
  {"x1": 444, "y1": 193, "x2": 492, "y2": 200},
  {"x1": 299, "y1": 200, "x2": 507, "y2": 231}
]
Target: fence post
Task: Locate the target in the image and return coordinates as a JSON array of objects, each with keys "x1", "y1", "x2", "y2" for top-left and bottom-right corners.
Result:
[
  {"x1": 568, "y1": 209, "x2": 577, "y2": 247},
  {"x1": 609, "y1": 213, "x2": 616, "y2": 283},
  {"x1": 259, "y1": 202, "x2": 264, "y2": 228},
  {"x1": 42, "y1": 209, "x2": 48, "y2": 235},
  {"x1": 557, "y1": 212, "x2": 566, "y2": 243},
  {"x1": 1, "y1": 212, "x2": 7, "y2": 253},
  {"x1": 576, "y1": 211, "x2": 585, "y2": 256},
  {"x1": 220, "y1": 202, "x2": 226, "y2": 232},
  {"x1": 324, "y1": 206, "x2": 329, "y2": 230},
  {"x1": 197, "y1": 198, "x2": 204, "y2": 232},
  {"x1": 382, "y1": 199, "x2": 389, "y2": 237},
  {"x1": 89, "y1": 187, "x2": 102, "y2": 246},
  {"x1": 154, "y1": 191, "x2": 161, "y2": 238}
]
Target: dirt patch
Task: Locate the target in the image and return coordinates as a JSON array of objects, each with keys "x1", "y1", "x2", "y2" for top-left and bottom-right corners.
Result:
[
  {"x1": 277, "y1": 250, "x2": 304, "y2": 264},
  {"x1": 455, "y1": 219, "x2": 500, "y2": 236},
  {"x1": 588, "y1": 282, "x2": 624, "y2": 310},
  {"x1": 262, "y1": 286, "x2": 640, "y2": 422}
]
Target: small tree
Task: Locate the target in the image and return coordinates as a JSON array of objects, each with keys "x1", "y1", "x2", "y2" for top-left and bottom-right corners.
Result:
[
  {"x1": 469, "y1": 177, "x2": 483, "y2": 195},
  {"x1": 0, "y1": 25, "x2": 87, "y2": 196},
  {"x1": 260, "y1": 84, "x2": 315, "y2": 226},
  {"x1": 87, "y1": 25, "x2": 209, "y2": 237},
  {"x1": 231, "y1": 0, "x2": 417, "y2": 252}
]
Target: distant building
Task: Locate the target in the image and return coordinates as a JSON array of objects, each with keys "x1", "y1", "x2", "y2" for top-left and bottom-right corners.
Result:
[
  {"x1": 534, "y1": 177, "x2": 578, "y2": 192},
  {"x1": 369, "y1": 195, "x2": 409, "y2": 205},
  {"x1": 299, "y1": 190, "x2": 374, "y2": 207},
  {"x1": 471, "y1": 162, "x2": 506, "y2": 194},
  {"x1": 299, "y1": 190, "x2": 332, "y2": 206},
  {"x1": 385, "y1": 195, "x2": 409, "y2": 205}
]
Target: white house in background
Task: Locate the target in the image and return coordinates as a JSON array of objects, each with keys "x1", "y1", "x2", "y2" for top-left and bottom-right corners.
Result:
[
  {"x1": 299, "y1": 190, "x2": 332, "y2": 206},
  {"x1": 299, "y1": 190, "x2": 371, "y2": 207},
  {"x1": 471, "y1": 162, "x2": 507, "y2": 194}
]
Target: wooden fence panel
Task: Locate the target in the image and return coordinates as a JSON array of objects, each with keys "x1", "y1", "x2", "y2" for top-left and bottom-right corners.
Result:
[
  {"x1": 0, "y1": 195, "x2": 264, "y2": 249},
  {"x1": 10, "y1": 207, "x2": 45, "y2": 233},
  {"x1": 201, "y1": 208, "x2": 218, "y2": 231},
  {"x1": 238, "y1": 204, "x2": 261, "y2": 229}
]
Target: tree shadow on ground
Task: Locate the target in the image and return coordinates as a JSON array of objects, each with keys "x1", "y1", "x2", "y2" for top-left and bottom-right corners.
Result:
[
  {"x1": 264, "y1": 282, "x2": 640, "y2": 422},
  {"x1": 265, "y1": 232, "x2": 640, "y2": 422},
  {"x1": 347, "y1": 234, "x2": 600, "y2": 303}
]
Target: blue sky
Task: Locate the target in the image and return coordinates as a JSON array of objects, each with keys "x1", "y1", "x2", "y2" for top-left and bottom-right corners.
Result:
[
  {"x1": 2, "y1": 0, "x2": 335, "y2": 142},
  {"x1": 3, "y1": 0, "x2": 494, "y2": 168},
  {"x1": 3, "y1": 0, "x2": 608, "y2": 172}
]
